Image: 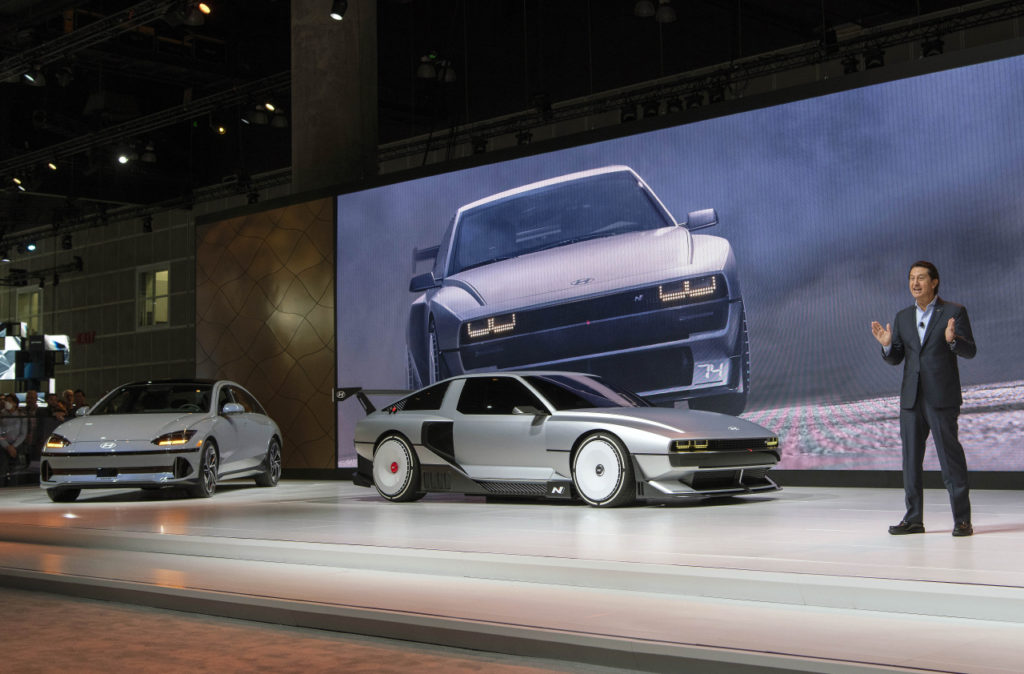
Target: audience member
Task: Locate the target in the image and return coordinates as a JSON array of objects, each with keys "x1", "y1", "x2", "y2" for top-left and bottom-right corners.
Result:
[
  {"x1": 73, "y1": 389, "x2": 87, "y2": 412},
  {"x1": 0, "y1": 393, "x2": 26, "y2": 486}
]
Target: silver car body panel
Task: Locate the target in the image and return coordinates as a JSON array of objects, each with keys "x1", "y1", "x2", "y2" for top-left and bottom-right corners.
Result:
[{"x1": 353, "y1": 371, "x2": 779, "y2": 504}]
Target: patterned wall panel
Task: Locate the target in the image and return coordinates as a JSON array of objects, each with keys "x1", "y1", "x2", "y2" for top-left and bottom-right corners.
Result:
[{"x1": 196, "y1": 198, "x2": 336, "y2": 469}]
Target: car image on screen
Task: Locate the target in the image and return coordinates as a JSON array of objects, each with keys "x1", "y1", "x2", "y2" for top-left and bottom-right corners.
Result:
[{"x1": 406, "y1": 166, "x2": 749, "y2": 414}]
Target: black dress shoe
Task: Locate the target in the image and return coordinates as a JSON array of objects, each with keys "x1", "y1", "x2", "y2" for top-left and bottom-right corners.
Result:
[
  {"x1": 952, "y1": 521, "x2": 974, "y2": 537},
  {"x1": 888, "y1": 520, "x2": 925, "y2": 535}
]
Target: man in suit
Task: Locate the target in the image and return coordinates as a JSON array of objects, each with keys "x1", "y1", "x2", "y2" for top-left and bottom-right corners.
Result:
[{"x1": 871, "y1": 261, "x2": 976, "y2": 537}]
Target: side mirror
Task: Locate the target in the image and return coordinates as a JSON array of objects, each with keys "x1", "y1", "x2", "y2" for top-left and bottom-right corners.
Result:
[
  {"x1": 75, "y1": 406, "x2": 90, "y2": 417},
  {"x1": 222, "y1": 402, "x2": 245, "y2": 415},
  {"x1": 513, "y1": 405, "x2": 548, "y2": 416},
  {"x1": 683, "y1": 208, "x2": 719, "y2": 231},
  {"x1": 409, "y1": 271, "x2": 439, "y2": 292}
]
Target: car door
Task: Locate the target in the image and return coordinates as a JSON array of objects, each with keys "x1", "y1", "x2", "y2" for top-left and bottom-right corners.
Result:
[
  {"x1": 452, "y1": 376, "x2": 552, "y2": 480},
  {"x1": 224, "y1": 385, "x2": 273, "y2": 471}
]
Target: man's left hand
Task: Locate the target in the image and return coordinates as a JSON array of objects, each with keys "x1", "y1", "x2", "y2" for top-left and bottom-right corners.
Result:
[{"x1": 945, "y1": 317, "x2": 956, "y2": 343}]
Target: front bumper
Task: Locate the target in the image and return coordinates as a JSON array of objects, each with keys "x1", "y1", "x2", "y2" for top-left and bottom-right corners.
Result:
[
  {"x1": 633, "y1": 450, "x2": 779, "y2": 496},
  {"x1": 40, "y1": 444, "x2": 203, "y2": 489},
  {"x1": 452, "y1": 297, "x2": 743, "y2": 401}
]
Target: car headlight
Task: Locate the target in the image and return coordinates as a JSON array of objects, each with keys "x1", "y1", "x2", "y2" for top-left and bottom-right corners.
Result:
[
  {"x1": 658, "y1": 274, "x2": 727, "y2": 306},
  {"x1": 45, "y1": 434, "x2": 71, "y2": 449},
  {"x1": 152, "y1": 430, "x2": 198, "y2": 447},
  {"x1": 464, "y1": 312, "x2": 517, "y2": 341},
  {"x1": 672, "y1": 439, "x2": 710, "y2": 452}
]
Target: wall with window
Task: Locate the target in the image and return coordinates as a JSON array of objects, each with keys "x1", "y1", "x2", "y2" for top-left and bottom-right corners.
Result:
[{"x1": 0, "y1": 212, "x2": 196, "y2": 401}]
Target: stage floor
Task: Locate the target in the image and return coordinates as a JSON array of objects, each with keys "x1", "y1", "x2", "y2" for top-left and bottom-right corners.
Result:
[{"x1": 1, "y1": 481, "x2": 1022, "y2": 673}]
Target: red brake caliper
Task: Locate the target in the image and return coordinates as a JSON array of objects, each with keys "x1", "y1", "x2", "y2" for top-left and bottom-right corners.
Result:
[{"x1": 390, "y1": 462, "x2": 398, "y2": 474}]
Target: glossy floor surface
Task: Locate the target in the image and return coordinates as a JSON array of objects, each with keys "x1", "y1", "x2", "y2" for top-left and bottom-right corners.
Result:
[{"x1": 1, "y1": 481, "x2": 1023, "y2": 673}]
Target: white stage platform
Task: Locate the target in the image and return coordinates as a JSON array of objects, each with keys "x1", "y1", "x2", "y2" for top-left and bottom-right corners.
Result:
[{"x1": 0, "y1": 481, "x2": 1022, "y2": 673}]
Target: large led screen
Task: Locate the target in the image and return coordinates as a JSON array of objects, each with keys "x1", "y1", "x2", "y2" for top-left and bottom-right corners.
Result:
[{"x1": 337, "y1": 53, "x2": 1024, "y2": 471}]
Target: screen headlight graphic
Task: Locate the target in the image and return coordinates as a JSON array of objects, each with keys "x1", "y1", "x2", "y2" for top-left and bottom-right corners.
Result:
[
  {"x1": 464, "y1": 313, "x2": 517, "y2": 341},
  {"x1": 658, "y1": 275, "x2": 723, "y2": 305}
]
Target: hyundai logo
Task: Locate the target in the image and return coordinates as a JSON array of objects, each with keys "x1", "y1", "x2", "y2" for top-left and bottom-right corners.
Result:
[
  {"x1": 570, "y1": 277, "x2": 593, "y2": 286},
  {"x1": 100, "y1": 442, "x2": 117, "y2": 449}
]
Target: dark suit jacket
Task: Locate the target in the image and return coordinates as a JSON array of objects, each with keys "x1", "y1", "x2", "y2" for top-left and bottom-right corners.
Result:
[{"x1": 882, "y1": 298, "x2": 976, "y2": 409}]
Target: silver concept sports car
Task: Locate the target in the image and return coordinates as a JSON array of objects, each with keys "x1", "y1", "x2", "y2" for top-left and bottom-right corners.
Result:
[
  {"x1": 407, "y1": 165, "x2": 749, "y2": 414},
  {"x1": 40, "y1": 379, "x2": 282, "y2": 502},
  {"x1": 352, "y1": 372, "x2": 779, "y2": 507}
]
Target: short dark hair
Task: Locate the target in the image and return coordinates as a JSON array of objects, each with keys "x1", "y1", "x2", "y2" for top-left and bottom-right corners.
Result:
[{"x1": 909, "y1": 260, "x2": 939, "y2": 292}]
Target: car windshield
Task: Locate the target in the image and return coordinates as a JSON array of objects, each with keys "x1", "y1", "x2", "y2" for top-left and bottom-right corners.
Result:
[
  {"x1": 89, "y1": 383, "x2": 213, "y2": 415},
  {"x1": 448, "y1": 171, "x2": 674, "y2": 275},
  {"x1": 525, "y1": 374, "x2": 651, "y2": 410}
]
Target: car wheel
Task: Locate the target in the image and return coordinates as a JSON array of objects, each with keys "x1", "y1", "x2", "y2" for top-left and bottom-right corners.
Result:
[
  {"x1": 372, "y1": 434, "x2": 424, "y2": 502},
  {"x1": 188, "y1": 440, "x2": 219, "y2": 498},
  {"x1": 406, "y1": 345, "x2": 423, "y2": 390},
  {"x1": 46, "y1": 487, "x2": 80, "y2": 503},
  {"x1": 689, "y1": 308, "x2": 750, "y2": 416},
  {"x1": 427, "y1": 320, "x2": 442, "y2": 384},
  {"x1": 255, "y1": 438, "x2": 282, "y2": 487},
  {"x1": 572, "y1": 433, "x2": 635, "y2": 507}
]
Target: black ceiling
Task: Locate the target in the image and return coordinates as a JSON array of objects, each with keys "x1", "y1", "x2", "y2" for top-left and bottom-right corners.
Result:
[{"x1": 0, "y1": 0, "x2": 1005, "y2": 244}]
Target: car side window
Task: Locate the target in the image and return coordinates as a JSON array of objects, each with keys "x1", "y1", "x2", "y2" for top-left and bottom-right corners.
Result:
[
  {"x1": 456, "y1": 377, "x2": 544, "y2": 415},
  {"x1": 395, "y1": 381, "x2": 450, "y2": 412},
  {"x1": 217, "y1": 387, "x2": 232, "y2": 413},
  {"x1": 227, "y1": 387, "x2": 260, "y2": 413}
]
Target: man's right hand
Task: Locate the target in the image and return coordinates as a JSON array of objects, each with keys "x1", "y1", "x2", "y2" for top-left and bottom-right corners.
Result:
[{"x1": 871, "y1": 321, "x2": 892, "y2": 348}]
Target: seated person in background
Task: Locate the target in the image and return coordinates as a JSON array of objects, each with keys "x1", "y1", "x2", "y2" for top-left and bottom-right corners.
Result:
[{"x1": 0, "y1": 393, "x2": 26, "y2": 484}]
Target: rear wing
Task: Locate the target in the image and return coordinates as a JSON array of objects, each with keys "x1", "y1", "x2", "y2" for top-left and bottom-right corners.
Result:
[{"x1": 334, "y1": 387, "x2": 410, "y2": 414}]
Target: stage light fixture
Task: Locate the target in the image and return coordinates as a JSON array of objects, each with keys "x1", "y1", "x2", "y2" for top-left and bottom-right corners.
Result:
[
  {"x1": 471, "y1": 137, "x2": 488, "y2": 154},
  {"x1": 264, "y1": 101, "x2": 276, "y2": 112},
  {"x1": 25, "y1": 243, "x2": 37, "y2": 252},
  {"x1": 330, "y1": 0, "x2": 348, "y2": 21},
  {"x1": 922, "y1": 35, "x2": 944, "y2": 58},
  {"x1": 642, "y1": 100, "x2": 660, "y2": 117},
  {"x1": 665, "y1": 98, "x2": 683, "y2": 114},
  {"x1": 183, "y1": 2, "x2": 210, "y2": 26},
  {"x1": 654, "y1": 0, "x2": 676, "y2": 24},
  {"x1": 417, "y1": 52, "x2": 438, "y2": 79},
  {"x1": 685, "y1": 91, "x2": 704, "y2": 109},
  {"x1": 248, "y1": 191, "x2": 260, "y2": 205},
  {"x1": 515, "y1": 130, "x2": 533, "y2": 146},
  {"x1": 841, "y1": 55, "x2": 860, "y2": 74},
  {"x1": 634, "y1": 1, "x2": 655, "y2": 18},
  {"x1": 708, "y1": 85, "x2": 726, "y2": 104},
  {"x1": 23, "y1": 68, "x2": 46, "y2": 86},
  {"x1": 863, "y1": 46, "x2": 885, "y2": 69},
  {"x1": 140, "y1": 142, "x2": 157, "y2": 163},
  {"x1": 620, "y1": 104, "x2": 638, "y2": 123}
]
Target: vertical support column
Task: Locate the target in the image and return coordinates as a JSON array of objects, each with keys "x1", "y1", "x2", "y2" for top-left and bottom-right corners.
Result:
[{"x1": 291, "y1": 0, "x2": 377, "y2": 193}]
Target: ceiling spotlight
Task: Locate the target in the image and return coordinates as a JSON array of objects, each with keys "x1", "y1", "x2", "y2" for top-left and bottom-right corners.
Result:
[
  {"x1": 47, "y1": 161, "x2": 57, "y2": 171},
  {"x1": 0, "y1": 250, "x2": 8, "y2": 263},
  {"x1": 23, "y1": 68, "x2": 46, "y2": 86},
  {"x1": 26, "y1": 243, "x2": 37, "y2": 252},
  {"x1": 264, "y1": 101, "x2": 276, "y2": 112},
  {"x1": 665, "y1": 98, "x2": 683, "y2": 114},
  {"x1": 330, "y1": 0, "x2": 348, "y2": 21},
  {"x1": 841, "y1": 55, "x2": 860, "y2": 74},
  {"x1": 117, "y1": 153, "x2": 130, "y2": 164},
  {"x1": 655, "y1": 0, "x2": 677, "y2": 24},
  {"x1": 213, "y1": 123, "x2": 227, "y2": 135},
  {"x1": 183, "y1": 2, "x2": 210, "y2": 26},
  {"x1": 634, "y1": 1, "x2": 655, "y2": 18},
  {"x1": 642, "y1": 100, "x2": 660, "y2": 117},
  {"x1": 620, "y1": 104, "x2": 638, "y2": 123},
  {"x1": 685, "y1": 91, "x2": 704, "y2": 109}
]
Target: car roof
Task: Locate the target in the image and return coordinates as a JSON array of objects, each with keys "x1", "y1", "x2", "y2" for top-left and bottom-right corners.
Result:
[
  {"x1": 457, "y1": 165, "x2": 638, "y2": 213},
  {"x1": 115, "y1": 379, "x2": 220, "y2": 387}
]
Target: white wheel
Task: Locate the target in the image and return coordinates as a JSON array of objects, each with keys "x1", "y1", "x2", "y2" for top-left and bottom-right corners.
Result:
[
  {"x1": 372, "y1": 434, "x2": 423, "y2": 502},
  {"x1": 572, "y1": 433, "x2": 634, "y2": 507}
]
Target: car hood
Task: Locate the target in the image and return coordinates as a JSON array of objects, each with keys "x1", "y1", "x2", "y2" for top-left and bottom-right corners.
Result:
[
  {"x1": 53, "y1": 413, "x2": 203, "y2": 442},
  {"x1": 554, "y1": 406, "x2": 775, "y2": 439},
  {"x1": 446, "y1": 226, "x2": 700, "y2": 311}
]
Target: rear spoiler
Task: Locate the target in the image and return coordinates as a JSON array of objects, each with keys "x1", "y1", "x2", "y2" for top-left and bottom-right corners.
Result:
[{"x1": 334, "y1": 387, "x2": 410, "y2": 414}]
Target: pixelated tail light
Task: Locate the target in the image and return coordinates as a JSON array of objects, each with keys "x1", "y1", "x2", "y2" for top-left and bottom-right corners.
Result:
[
  {"x1": 465, "y1": 313, "x2": 516, "y2": 339},
  {"x1": 658, "y1": 275, "x2": 719, "y2": 304}
]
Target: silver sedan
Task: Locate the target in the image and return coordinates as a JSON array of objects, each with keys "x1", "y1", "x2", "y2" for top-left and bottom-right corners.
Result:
[
  {"x1": 352, "y1": 372, "x2": 779, "y2": 507},
  {"x1": 40, "y1": 379, "x2": 282, "y2": 502}
]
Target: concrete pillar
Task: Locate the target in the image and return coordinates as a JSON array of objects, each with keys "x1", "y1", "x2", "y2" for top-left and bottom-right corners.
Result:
[{"x1": 291, "y1": 0, "x2": 377, "y2": 193}]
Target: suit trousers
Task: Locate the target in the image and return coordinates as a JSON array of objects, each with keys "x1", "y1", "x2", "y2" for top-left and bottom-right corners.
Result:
[{"x1": 899, "y1": 400, "x2": 971, "y2": 524}]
